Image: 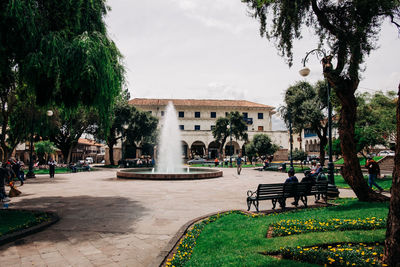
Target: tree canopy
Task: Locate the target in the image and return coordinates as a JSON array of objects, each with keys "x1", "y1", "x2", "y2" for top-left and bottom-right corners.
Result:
[
  {"x1": 1, "y1": 0, "x2": 124, "y2": 125},
  {"x1": 245, "y1": 134, "x2": 278, "y2": 160},
  {"x1": 280, "y1": 80, "x2": 329, "y2": 164},
  {"x1": 242, "y1": 0, "x2": 399, "y2": 202},
  {"x1": 212, "y1": 111, "x2": 248, "y2": 158}
]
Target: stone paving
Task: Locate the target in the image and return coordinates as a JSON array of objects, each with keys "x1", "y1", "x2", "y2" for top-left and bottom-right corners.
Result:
[{"x1": 0, "y1": 168, "x2": 357, "y2": 267}]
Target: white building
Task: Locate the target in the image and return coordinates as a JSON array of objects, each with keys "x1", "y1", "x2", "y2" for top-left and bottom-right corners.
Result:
[{"x1": 129, "y1": 98, "x2": 289, "y2": 160}]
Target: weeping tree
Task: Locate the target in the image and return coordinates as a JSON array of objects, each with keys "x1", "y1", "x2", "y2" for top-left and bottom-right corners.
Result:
[
  {"x1": 280, "y1": 81, "x2": 329, "y2": 166},
  {"x1": 212, "y1": 111, "x2": 248, "y2": 159},
  {"x1": 242, "y1": 0, "x2": 399, "y2": 202},
  {"x1": 34, "y1": 140, "x2": 56, "y2": 165},
  {"x1": 0, "y1": 0, "x2": 124, "y2": 159},
  {"x1": 48, "y1": 107, "x2": 98, "y2": 163},
  {"x1": 384, "y1": 83, "x2": 400, "y2": 266}
]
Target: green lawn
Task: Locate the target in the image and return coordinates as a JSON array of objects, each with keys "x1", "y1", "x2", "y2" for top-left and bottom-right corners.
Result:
[
  {"x1": 334, "y1": 175, "x2": 392, "y2": 190},
  {"x1": 334, "y1": 156, "x2": 383, "y2": 165},
  {"x1": 0, "y1": 210, "x2": 51, "y2": 237},
  {"x1": 22, "y1": 167, "x2": 70, "y2": 175},
  {"x1": 169, "y1": 199, "x2": 388, "y2": 266}
]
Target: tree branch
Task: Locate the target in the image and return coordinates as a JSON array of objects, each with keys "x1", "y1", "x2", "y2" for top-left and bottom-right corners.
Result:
[{"x1": 311, "y1": 0, "x2": 341, "y2": 37}]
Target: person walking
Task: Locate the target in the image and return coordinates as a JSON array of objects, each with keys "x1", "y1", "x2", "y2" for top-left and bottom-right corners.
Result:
[
  {"x1": 236, "y1": 156, "x2": 243, "y2": 175},
  {"x1": 12, "y1": 159, "x2": 23, "y2": 186},
  {"x1": 365, "y1": 157, "x2": 383, "y2": 193},
  {"x1": 48, "y1": 158, "x2": 56, "y2": 178}
]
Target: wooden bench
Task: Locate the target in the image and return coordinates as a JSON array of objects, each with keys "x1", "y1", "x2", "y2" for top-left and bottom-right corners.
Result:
[{"x1": 246, "y1": 181, "x2": 328, "y2": 212}]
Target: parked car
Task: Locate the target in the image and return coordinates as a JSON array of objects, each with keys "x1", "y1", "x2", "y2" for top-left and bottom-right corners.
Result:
[
  {"x1": 85, "y1": 157, "x2": 94, "y2": 164},
  {"x1": 378, "y1": 150, "x2": 395, "y2": 156},
  {"x1": 187, "y1": 158, "x2": 208, "y2": 164}
]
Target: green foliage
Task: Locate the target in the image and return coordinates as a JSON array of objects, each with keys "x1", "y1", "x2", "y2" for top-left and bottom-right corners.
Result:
[
  {"x1": 1, "y1": 0, "x2": 124, "y2": 128},
  {"x1": 292, "y1": 149, "x2": 308, "y2": 162},
  {"x1": 97, "y1": 91, "x2": 158, "y2": 165},
  {"x1": 212, "y1": 111, "x2": 248, "y2": 156},
  {"x1": 271, "y1": 217, "x2": 386, "y2": 237},
  {"x1": 48, "y1": 106, "x2": 98, "y2": 163},
  {"x1": 245, "y1": 133, "x2": 279, "y2": 158},
  {"x1": 334, "y1": 175, "x2": 392, "y2": 191},
  {"x1": 0, "y1": 210, "x2": 51, "y2": 237},
  {"x1": 277, "y1": 243, "x2": 383, "y2": 267},
  {"x1": 34, "y1": 140, "x2": 56, "y2": 164},
  {"x1": 167, "y1": 199, "x2": 388, "y2": 266},
  {"x1": 280, "y1": 80, "x2": 329, "y2": 163},
  {"x1": 356, "y1": 91, "x2": 397, "y2": 149}
]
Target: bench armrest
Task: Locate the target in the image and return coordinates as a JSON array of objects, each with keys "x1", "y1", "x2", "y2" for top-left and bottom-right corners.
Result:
[{"x1": 247, "y1": 190, "x2": 256, "y2": 197}]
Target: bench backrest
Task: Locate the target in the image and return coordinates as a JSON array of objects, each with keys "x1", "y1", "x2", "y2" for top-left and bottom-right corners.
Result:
[
  {"x1": 256, "y1": 183, "x2": 284, "y2": 200},
  {"x1": 311, "y1": 180, "x2": 328, "y2": 194}
]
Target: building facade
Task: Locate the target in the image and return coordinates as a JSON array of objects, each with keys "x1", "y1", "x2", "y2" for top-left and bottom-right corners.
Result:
[{"x1": 129, "y1": 98, "x2": 289, "y2": 160}]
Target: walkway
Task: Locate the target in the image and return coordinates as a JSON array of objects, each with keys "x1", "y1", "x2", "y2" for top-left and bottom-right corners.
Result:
[{"x1": 1, "y1": 168, "x2": 356, "y2": 266}]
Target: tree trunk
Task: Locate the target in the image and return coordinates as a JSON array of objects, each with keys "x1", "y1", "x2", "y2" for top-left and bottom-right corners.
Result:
[
  {"x1": 336, "y1": 82, "x2": 388, "y2": 201},
  {"x1": 67, "y1": 147, "x2": 73, "y2": 163},
  {"x1": 108, "y1": 144, "x2": 115, "y2": 166},
  {"x1": 218, "y1": 136, "x2": 227, "y2": 160},
  {"x1": 319, "y1": 135, "x2": 327, "y2": 167},
  {"x1": 383, "y1": 83, "x2": 400, "y2": 266}
]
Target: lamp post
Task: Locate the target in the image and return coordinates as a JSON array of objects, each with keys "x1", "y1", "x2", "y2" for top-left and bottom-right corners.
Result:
[
  {"x1": 122, "y1": 123, "x2": 129, "y2": 164},
  {"x1": 227, "y1": 123, "x2": 233, "y2": 167},
  {"x1": 299, "y1": 49, "x2": 339, "y2": 197},
  {"x1": 26, "y1": 109, "x2": 53, "y2": 178},
  {"x1": 288, "y1": 109, "x2": 294, "y2": 169}
]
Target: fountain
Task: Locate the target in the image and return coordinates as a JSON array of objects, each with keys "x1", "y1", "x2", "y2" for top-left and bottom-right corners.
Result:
[{"x1": 117, "y1": 102, "x2": 223, "y2": 180}]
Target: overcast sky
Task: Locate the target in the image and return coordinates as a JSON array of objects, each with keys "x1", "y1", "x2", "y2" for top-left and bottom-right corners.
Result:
[{"x1": 105, "y1": 0, "x2": 399, "y2": 130}]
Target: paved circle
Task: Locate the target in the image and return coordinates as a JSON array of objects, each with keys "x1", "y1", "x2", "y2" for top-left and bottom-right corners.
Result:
[{"x1": 0, "y1": 168, "x2": 356, "y2": 266}]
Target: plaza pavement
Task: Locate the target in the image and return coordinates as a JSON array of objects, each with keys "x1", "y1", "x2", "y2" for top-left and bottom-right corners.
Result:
[{"x1": 0, "y1": 168, "x2": 357, "y2": 267}]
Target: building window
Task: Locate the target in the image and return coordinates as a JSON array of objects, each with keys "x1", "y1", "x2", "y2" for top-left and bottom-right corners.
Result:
[
  {"x1": 258, "y1": 126, "x2": 264, "y2": 131},
  {"x1": 225, "y1": 112, "x2": 229, "y2": 117},
  {"x1": 179, "y1": 111, "x2": 184, "y2": 118},
  {"x1": 161, "y1": 111, "x2": 164, "y2": 116},
  {"x1": 194, "y1": 125, "x2": 200, "y2": 131},
  {"x1": 179, "y1": 125, "x2": 184, "y2": 130},
  {"x1": 245, "y1": 126, "x2": 248, "y2": 131},
  {"x1": 258, "y1": 113, "x2": 263, "y2": 119},
  {"x1": 210, "y1": 112, "x2": 216, "y2": 118},
  {"x1": 211, "y1": 125, "x2": 215, "y2": 130},
  {"x1": 195, "y1": 111, "x2": 201, "y2": 118},
  {"x1": 243, "y1": 112, "x2": 248, "y2": 118}
]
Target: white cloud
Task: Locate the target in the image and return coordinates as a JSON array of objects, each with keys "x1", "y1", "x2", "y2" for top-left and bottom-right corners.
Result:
[{"x1": 169, "y1": 0, "x2": 253, "y2": 34}]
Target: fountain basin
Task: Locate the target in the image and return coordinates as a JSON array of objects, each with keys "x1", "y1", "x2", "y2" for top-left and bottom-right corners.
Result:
[{"x1": 116, "y1": 167, "x2": 223, "y2": 180}]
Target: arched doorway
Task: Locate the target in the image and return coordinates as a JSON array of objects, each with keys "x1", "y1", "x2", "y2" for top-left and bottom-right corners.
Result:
[
  {"x1": 182, "y1": 141, "x2": 189, "y2": 159},
  {"x1": 190, "y1": 141, "x2": 206, "y2": 158},
  {"x1": 225, "y1": 141, "x2": 240, "y2": 157},
  {"x1": 208, "y1": 141, "x2": 220, "y2": 159}
]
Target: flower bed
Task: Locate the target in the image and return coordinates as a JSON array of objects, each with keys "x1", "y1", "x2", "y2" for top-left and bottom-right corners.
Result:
[
  {"x1": 0, "y1": 210, "x2": 52, "y2": 237},
  {"x1": 166, "y1": 211, "x2": 241, "y2": 266},
  {"x1": 274, "y1": 242, "x2": 386, "y2": 266},
  {"x1": 270, "y1": 217, "x2": 386, "y2": 237}
]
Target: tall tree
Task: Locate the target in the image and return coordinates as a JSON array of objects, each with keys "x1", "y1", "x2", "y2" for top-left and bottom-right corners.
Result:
[
  {"x1": 0, "y1": 0, "x2": 124, "y2": 159},
  {"x1": 48, "y1": 107, "x2": 97, "y2": 163},
  {"x1": 212, "y1": 111, "x2": 248, "y2": 159},
  {"x1": 242, "y1": 0, "x2": 399, "y2": 201},
  {"x1": 384, "y1": 83, "x2": 400, "y2": 266},
  {"x1": 245, "y1": 134, "x2": 279, "y2": 159},
  {"x1": 280, "y1": 81, "x2": 329, "y2": 166}
]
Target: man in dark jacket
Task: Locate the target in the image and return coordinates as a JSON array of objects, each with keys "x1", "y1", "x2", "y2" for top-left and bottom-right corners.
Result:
[{"x1": 365, "y1": 157, "x2": 383, "y2": 193}]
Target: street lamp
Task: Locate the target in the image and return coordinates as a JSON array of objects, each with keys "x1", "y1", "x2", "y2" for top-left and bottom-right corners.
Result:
[
  {"x1": 122, "y1": 123, "x2": 129, "y2": 163},
  {"x1": 226, "y1": 123, "x2": 233, "y2": 167},
  {"x1": 26, "y1": 109, "x2": 53, "y2": 178},
  {"x1": 300, "y1": 49, "x2": 339, "y2": 197},
  {"x1": 288, "y1": 109, "x2": 294, "y2": 169}
]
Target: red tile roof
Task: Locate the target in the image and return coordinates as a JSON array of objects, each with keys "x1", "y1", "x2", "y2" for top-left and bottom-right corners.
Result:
[
  {"x1": 78, "y1": 138, "x2": 103, "y2": 147},
  {"x1": 129, "y1": 98, "x2": 275, "y2": 110}
]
